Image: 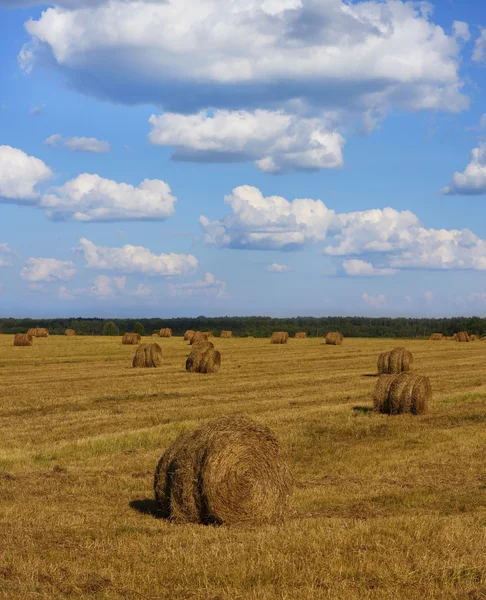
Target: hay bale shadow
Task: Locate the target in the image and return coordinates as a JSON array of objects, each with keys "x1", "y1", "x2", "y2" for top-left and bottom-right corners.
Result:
[
  {"x1": 362, "y1": 373, "x2": 379, "y2": 378},
  {"x1": 129, "y1": 499, "x2": 165, "y2": 519},
  {"x1": 352, "y1": 406, "x2": 374, "y2": 414}
]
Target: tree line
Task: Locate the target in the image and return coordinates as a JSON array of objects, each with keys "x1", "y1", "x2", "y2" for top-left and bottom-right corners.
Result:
[{"x1": 1, "y1": 316, "x2": 485, "y2": 338}]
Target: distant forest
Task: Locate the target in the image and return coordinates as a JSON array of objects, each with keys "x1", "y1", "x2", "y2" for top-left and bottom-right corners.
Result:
[{"x1": 1, "y1": 316, "x2": 486, "y2": 338}]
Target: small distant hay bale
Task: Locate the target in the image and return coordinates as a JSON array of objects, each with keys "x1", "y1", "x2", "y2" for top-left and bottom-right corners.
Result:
[
  {"x1": 190, "y1": 331, "x2": 210, "y2": 345},
  {"x1": 325, "y1": 332, "x2": 343, "y2": 345},
  {"x1": 469, "y1": 334, "x2": 478, "y2": 341},
  {"x1": 152, "y1": 333, "x2": 160, "y2": 337},
  {"x1": 377, "y1": 347, "x2": 413, "y2": 375},
  {"x1": 270, "y1": 332, "x2": 288, "y2": 344},
  {"x1": 160, "y1": 328, "x2": 172, "y2": 338},
  {"x1": 132, "y1": 343, "x2": 163, "y2": 368},
  {"x1": 481, "y1": 337, "x2": 486, "y2": 342},
  {"x1": 220, "y1": 330, "x2": 233, "y2": 339},
  {"x1": 373, "y1": 373, "x2": 431, "y2": 415},
  {"x1": 455, "y1": 332, "x2": 469, "y2": 343},
  {"x1": 14, "y1": 334, "x2": 33, "y2": 347},
  {"x1": 154, "y1": 414, "x2": 293, "y2": 525},
  {"x1": 27, "y1": 328, "x2": 49, "y2": 338},
  {"x1": 429, "y1": 333, "x2": 444, "y2": 341},
  {"x1": 122, "y1": 333, "x2": 141, "y2": 345},
  {"x1": 65, "y1": 329, "x2": 76, "y2": 336},
  {"x1": 205, "y1": 332, "x2": 215, "y2": 339},
  {"x1": 186, "y1": 342, "x2": 221, "y2": 374},
  {"x1": 184, "y1": 330, "x2": 195, "y2": 341},
  {"x1": 295, "y1": 332, "x2": 307, "y2": 339}
]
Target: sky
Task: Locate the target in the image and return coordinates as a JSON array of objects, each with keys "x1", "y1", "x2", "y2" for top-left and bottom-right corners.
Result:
[{"x1": 1, "y1": 0, "x2": 486, "y2": 319}]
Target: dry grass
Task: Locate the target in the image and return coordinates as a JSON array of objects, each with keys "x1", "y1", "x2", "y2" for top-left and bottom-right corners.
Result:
[{"x1": 2, "y1": 335, "x2": 486, "y2": 599}]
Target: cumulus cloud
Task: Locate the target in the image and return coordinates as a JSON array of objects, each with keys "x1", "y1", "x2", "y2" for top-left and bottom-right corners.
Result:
[
  {"x1": 424, "y1": 291, "x2": 434, "y2": 305},
  {"x1": 453, "y1": 21, "x2": 470, "y2": 43},
  {"x1": 0, "y1": 243, "x2": 16, "y2": 268},
  {"x1": 77, "y1": 237, "x2": 198, "y2": 276},
  {"x1": 342, "y1": 260, "x2": 398, "y2": 277},
  {"x1": 362, "y1": 293, "x2": 386, "y2": 309},
  {"x1": 45, "y1": 133, "x2": 110, "y2": 153},
  {"x1": 41, "y1": 174, "x2": 176, "y2": 221},
  {"x1": 473, "y1": 27, "x2": 486, "y2": 62},
  {"x1": 21, "y1": 0, "x2": 468, "y2": 124},
  {"x1": 441, "y1": 143, "x2": 486, "y2": 196},
  {"x1": 29, "y1": 105, "x2": 45, "y2": 116},
  {"x1": 21, "y1": 258, "x2": 76, "y2": 283},
  {"x1": 59, "y1": 275, "x2": 152, "y2": 300},
  {"x1": 0, "y1": 145, "x2": 52, "y2": 202},
  {"x1": 149, "y1": 110, "x2": 344, "y2": 173},
  {"x1": 169, "y1": 272, "x2": 226, "y2": 297},
  {"x1": 265, "y1": 263, "x2": 292, "y2": 273},
  {"x1": 202, "y1": 185, "x2": 486, "y2": 272}
]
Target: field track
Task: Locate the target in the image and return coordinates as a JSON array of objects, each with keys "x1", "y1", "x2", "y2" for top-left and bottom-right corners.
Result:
[{"x1": 1, "y1": 335, "x2": 486, "y2": 599}]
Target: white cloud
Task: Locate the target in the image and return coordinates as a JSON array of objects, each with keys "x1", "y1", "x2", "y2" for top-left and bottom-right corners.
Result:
[
  {"x1": 29, "y1": 105, "x2": 45, "y2": 116},
  {"x1": 128, "y1": 283, "x2": 152, "y2": 297},
  {"x1": 77, "y1": 237, "x2": 198, "y2": 276},
  {"x1": 149, "y1": 110, "x2": 344, "y2": 173},
  {"x1": 21, "y1": 258, "x2": 76, "y2": 283},
  {"x1": 342, "y1": 259, "x2": 398, "y2": 277},
  {"x1": 0, "y1": 146, "x2": 52, "y2": 202},
  {"x1": 265, "y1": 263, "x2": 292, "y2": 273},
  {"x1": 169, "y1": 273, "x2": 226, "y2": 297},
  {"x1": 202, "y1": 185, "x2": 486, "y2": 272},
  {"x1": 441, "y1": 143, "x2": 486, "y2": 196},
  {"x1": 45, "y1": 133, "x2": 110, "y2": 153},
  {"x1": 473, "y1": 27, "x2": 486, "y2": 62},
  {"x1": 41, "y1": 174, "x2": 176, "y2": 221},
  {"x1": 59, "y1": 285, "x2": 74, "y2": 299},
  {"x1": 21, "y1": 0, "x2": 468, "y2": 129},
  {"x1": 453, "y1": 21, "x2": 470, "y2": 43},
  {"x1": 89, "y1": 275, "x2": 116, "y2": 298},
  {"x1": 0, "y1": 243, "x2": 16, "y2": 268},
  {"x1": 362, "y1": 293, "x2": 386, "y2": 309},
  {"x1": 424, "y1": 291, "x2": 434, "y2": 305},
  {"x1": 113, "y1": 276, "x2": 126, "y2": 292},
  {"x1": 59, "y1": 276, "x2": 152, "y2": 300}
]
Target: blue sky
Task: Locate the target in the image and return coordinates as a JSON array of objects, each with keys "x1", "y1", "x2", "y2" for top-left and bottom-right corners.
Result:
[{"x1": 1, "y1": 0, "x2": 486, "y2": 318}]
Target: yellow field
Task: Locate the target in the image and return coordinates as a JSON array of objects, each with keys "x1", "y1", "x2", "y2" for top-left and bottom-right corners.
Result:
[{"x1": 1, "y1": 335, "x2": 486, "y2": 599}]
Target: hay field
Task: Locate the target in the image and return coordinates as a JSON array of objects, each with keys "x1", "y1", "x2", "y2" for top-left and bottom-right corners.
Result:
[{"x1": 1, "y1": 335, "x2": 486, "y2": 600}]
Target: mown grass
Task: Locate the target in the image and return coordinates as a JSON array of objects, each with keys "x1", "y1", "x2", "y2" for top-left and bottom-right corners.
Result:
[{"x1": 1, "y1": 335, "x2": 486, "y2": 599}]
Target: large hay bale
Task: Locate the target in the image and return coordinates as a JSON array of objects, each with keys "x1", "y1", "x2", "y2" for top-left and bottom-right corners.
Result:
[
  {"x1": 469, "y1": 334, "x2": 478, "y2": 341},
  {"x1": 373, "y1": 373, "x2": 431, "y2": 415},
  {"x1": 455, "y1": 332, "x2": 469, "y2": 343},
  {"x1": 325, "y1": 332, "x2": 343, "y2": 345},
  {"x1": 429, "y1": 333, "x2": 444, "y2": 341},
  {"x1": 122, "y1": 333, "x2": 142, "y2": 345},
  {"x1": 132, "y1": 343, "x2": 163, "y2": 368},
  {"x1": 295, "y1": 332, "x2": 307, "y2": 339},
  {"x1": 27, "y1": 328, "x2": 49, "y2": 338},
  {"x1": 220, "y1": 330, "x2": 232, "y2": 339},
  {"x1": 270, "y1": 332, "x2": 288, "y2": 345},
  {"x1": 14, "y1": 334, "x2": 33, "y2": 347},
  {"x1": 65, "y1": 329, "x2": 76, "y2": 336},
  {"x1": 160, "y1": 328, "x2": 172, "y2": 338},
  {"x1": 190, "y1": 331, "x2": 210, "y2": 345},
  {"x1": 205, "y1": 332, "x2": 214, "y2": 339},
  {"x1": 154, "y1": 414, "x2": 293, "y2": 525},
  {"x1": 184, "y1": 330, "x2": 195, "y2": 341},
  {"x1": 186, "y1": 342, "x2": 221, "y2": 374},
  {"x1": 377, "y1": 347, "x2": 413, "y2": 375}
]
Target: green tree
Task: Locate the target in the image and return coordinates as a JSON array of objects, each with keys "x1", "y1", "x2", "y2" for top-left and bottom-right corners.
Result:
[
  {"x1": 103, "y1": 321, "x2": 120, "y2": 336},
  {"x1": 133, "y1": 322, "x2": 145, "y2": 336}
]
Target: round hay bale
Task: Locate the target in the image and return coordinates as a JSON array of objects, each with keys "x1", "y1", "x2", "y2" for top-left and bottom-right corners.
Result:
[
  {"x1": 14, "y1": 334, "x2": 33, "y2": 347},
  {"x1": 270, "y1": 332, "x2": 288, "y2": 345},
  {"x1": 377, "y1": 347, "x2": 413, "y2": 375},
  {"x1": 160, "y1": 328, "x2": 172, "y2": 338},
  {"x1": 373, "y1": 373, "x2": 431, "y2": 415},
  {"x1": 184, "y1": 330, "x2": 195, "y2": 341},
  {"x1": 27, "y1": 328, "x2": 49, "y2": 338},
  {"x1": 220, "y1": 330, "x2": 232, "y2": 339},
  {"x1": 122, "y1": 333, "x2": 141, "y2": 345},
  {"x1": 429, "y1": 333, "x2": 444, "y2": 341},
  {"x1": 481, "y1": 337, "x2": 486, "y2": 342},
  {"x1": 154, "y1": 414, "x2": 293, "y2": 525},
  {"x1": 132, "y1": 343, "x2": 163, "y2": 368},
  {"x1": 65, "y1": 329, "x2": 76, "y2": 336},
  {"x1": 190, "y1": 331, "x2": 210, "y2": 345},
  {"x1": 455, "y1": 332, "x2": 469, "y2": 343},
  {"x1": 186, "y1": 342, "x2": 221, "y2": 373},
  {"x1": 295, "y1": 332, "x2": 307, "y2": 339},
  {"x1": 325, "y1": 332, "x2": 343, "y2": 345},
  {"x1": 152, "y1": 333, "x2": 160, "y2": 337},
  {"x1": 469, "y1": 334, "x2": 478, "y2": 341}
]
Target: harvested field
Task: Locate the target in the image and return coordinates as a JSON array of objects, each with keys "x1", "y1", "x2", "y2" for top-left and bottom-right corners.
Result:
[{"x1": 1, "y1": 335, "x2": 486, "y2": 599}]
